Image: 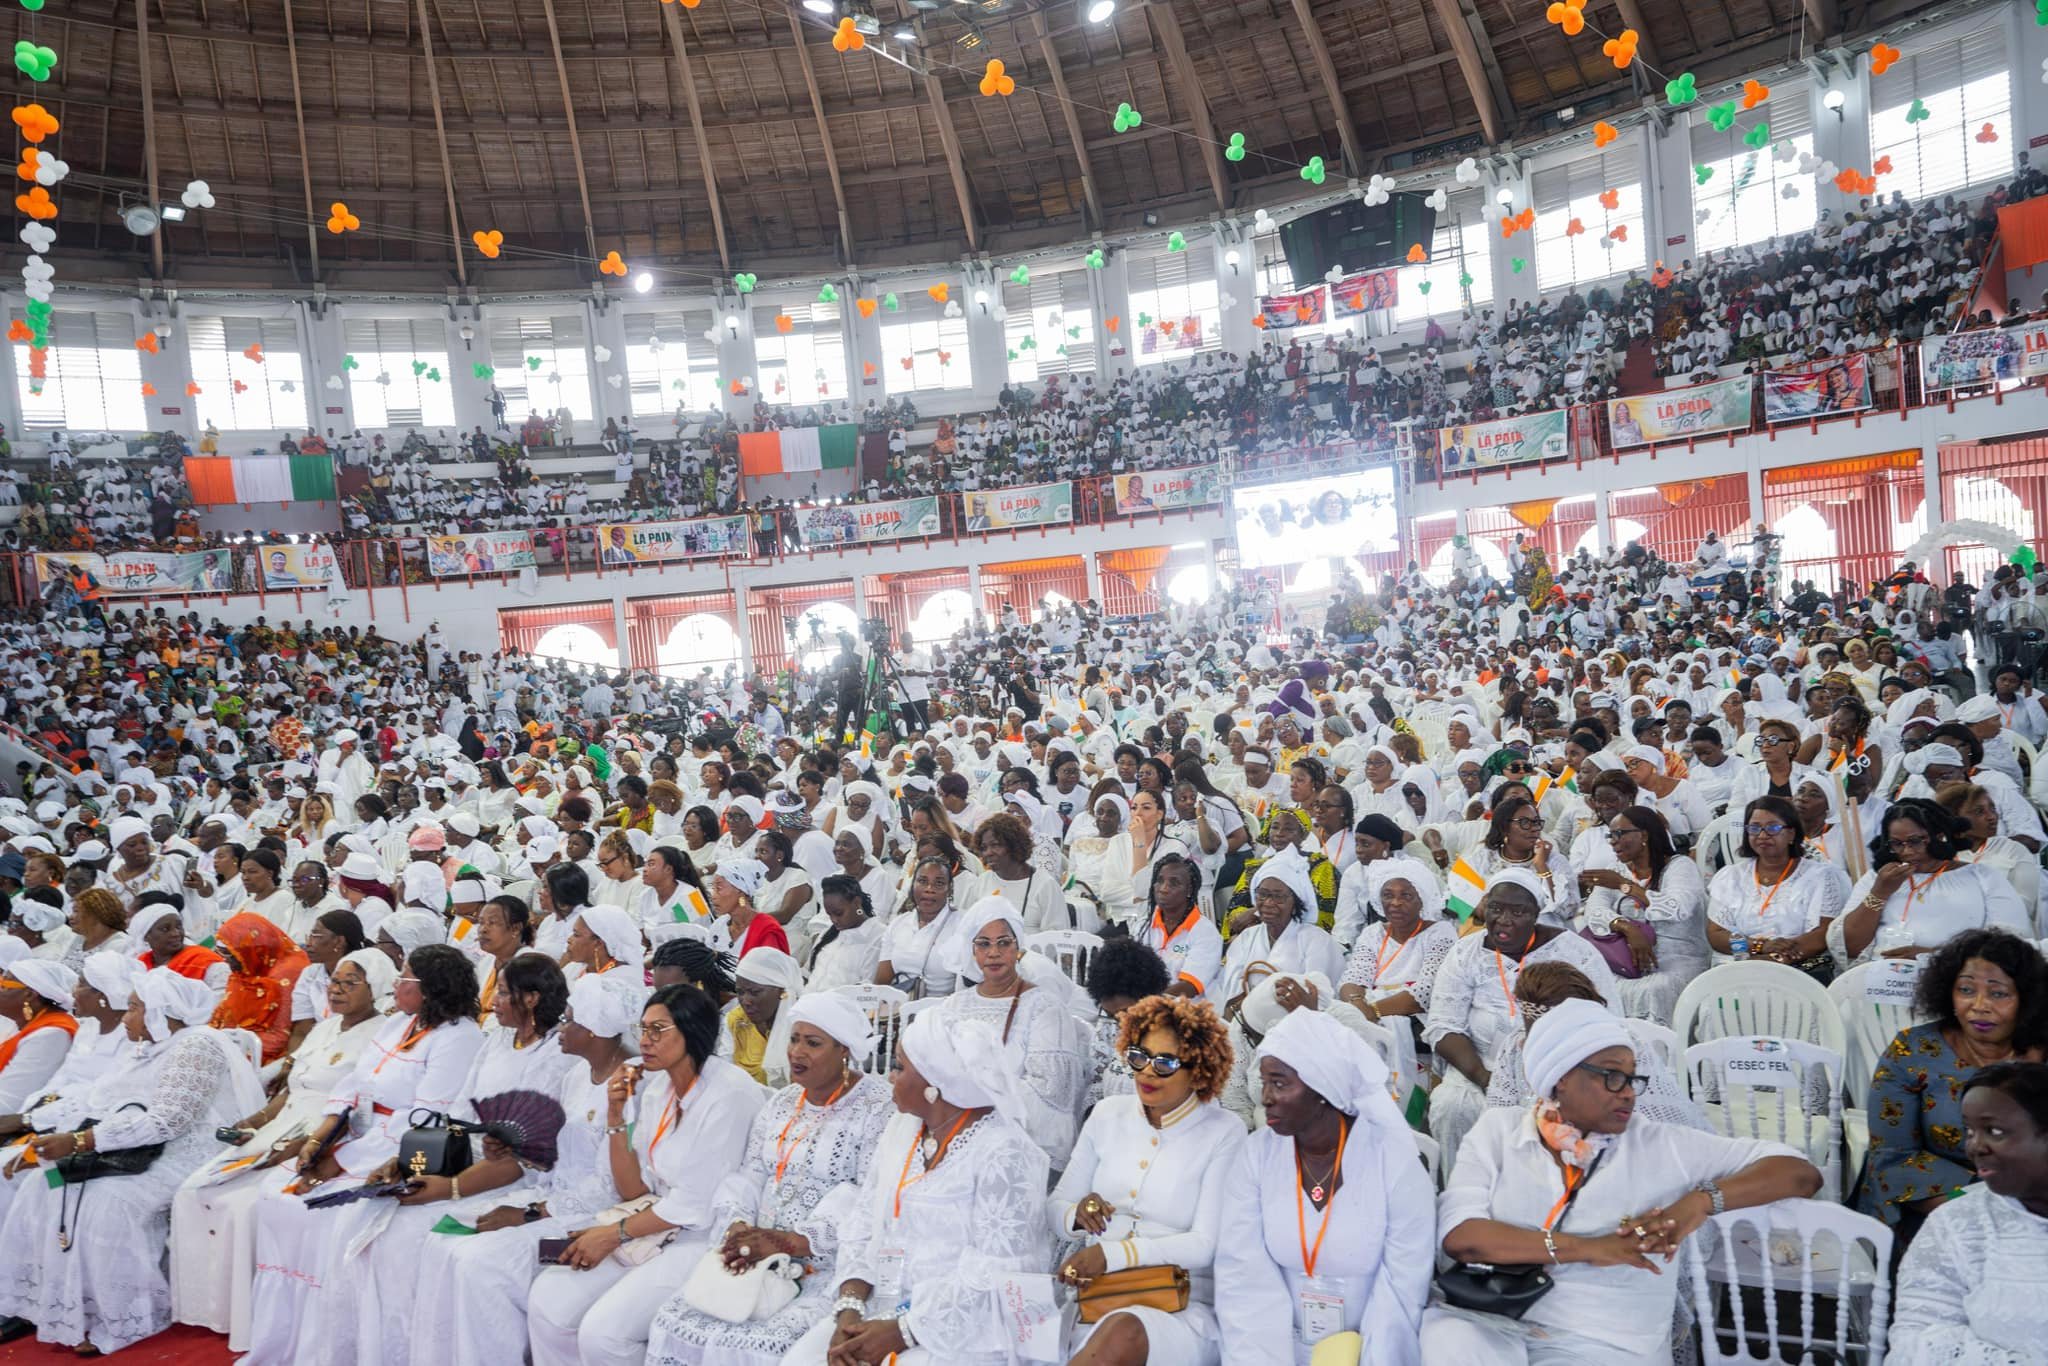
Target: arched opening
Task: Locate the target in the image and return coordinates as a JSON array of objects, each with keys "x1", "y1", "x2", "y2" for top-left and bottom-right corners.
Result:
[
  {"x1": 1039, "y1": 591, "x2": 1073, "y2": 618},
  {"x1": 1423, "y1": 537, "x2": 1509, "y2": 587},
  {"x1": 1166, "y1": 564, "x2": 1213, "y2": 605},
  {"x1": 792, "y1": 601, "x2": 862, "y2": 671},
  {"x1": 658, "y1": 613, "x2": 742, "y2": 680},
  {"x1": 531, "y1": 623, "x2": 616, "y2": 672},
  {"x1": 910, "y1": 589, "x2": 976, "y2": 645},
  {"x1": 1772, "y1": 504, "x2": 1840, "y2": 593},
  {"x1": 1571, "y1": 516, "x2": 1649, "y2": 559},
  {"x1": 1289, "y1": 559, "x2": 1332, "y2": 595},
  {"x1": 1911, "y1": 476, "x2": 2038, "y2": 586}
]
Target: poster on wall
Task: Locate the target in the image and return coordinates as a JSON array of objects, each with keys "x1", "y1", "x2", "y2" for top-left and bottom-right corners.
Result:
[
  {"x1": 599, "y1": 517, "x2": 752, "y2": 565},
  {"x1": 1921, "y1": 325, "x2": 2042, "y2": 389},
  {"x1": 1435, "y1": 410, "x2": 1569, "y2": 471},
  {"x1": 425, "y1": 531, "x2": 538, "y2": 577},
  {"x1": 36, "y1": 549, "x2": 235, "y2": 596},
  {"x1": 794, "y1": 496, "x2": 942, "y2": 548},
  {"x1": 1328, "y1": 269, "x2": 1400, "y2": 316},
  {"x1": 1137, "y1": 316, "x2": 1204, "y2": 357},
  {"x1": 1109, "y1": 465, "x2": 1224, "y2": 514},
  {"x1": 1762, "y1": 355, "x2": 1873, "y2": 422},
  {"x1": 1606, "y1": 376, "x2": 1754, "y2": 447},
  {"x1": 1255, "y1": 289, "x2": 1328, "y2": 329},
  {"x1": 257, "y1": 541, "x2": 343, "y2": 590},
  {"x1": 962, "y1": 482, "x2": 1074, "y2": 531}
]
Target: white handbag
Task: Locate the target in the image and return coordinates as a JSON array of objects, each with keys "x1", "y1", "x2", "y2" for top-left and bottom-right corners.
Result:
[{"x1": 680, "y1": 1246, "x2": 805, "y2": 1323}]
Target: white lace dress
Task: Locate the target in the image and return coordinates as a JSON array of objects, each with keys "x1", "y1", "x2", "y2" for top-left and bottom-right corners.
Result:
[
  {"x1": 0, "y1": 1029, "x2": 257, "y2": 1352},
  {"x1": 782, "y1": 1111, "x2": 1053, "y2": 1365},
  {"x1": 1891, "y1": 1186, "x2": 2048, "y2": 1364},
  {"x1": 934, "y1": 984, "x2": 1090, "y2": 1169},
  {"x1": 645, "y1": 1073, "x2": 897, "y2": 1366}
]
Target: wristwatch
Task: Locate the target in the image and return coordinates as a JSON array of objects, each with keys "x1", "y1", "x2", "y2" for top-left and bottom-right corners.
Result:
[{"x1": 1693, "y1": 1178, "x2": 1725, "y2": 1216}]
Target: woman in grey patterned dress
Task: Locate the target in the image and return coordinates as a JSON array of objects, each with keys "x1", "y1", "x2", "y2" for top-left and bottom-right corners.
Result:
[{"x1": 645, "y1": 992, "x2": 895, "y2": 1365}]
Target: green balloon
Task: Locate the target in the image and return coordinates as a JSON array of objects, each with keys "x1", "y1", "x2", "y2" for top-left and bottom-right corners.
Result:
[{"x1": 2013, "y1": 545, "x2": 2039, "y2": 574}]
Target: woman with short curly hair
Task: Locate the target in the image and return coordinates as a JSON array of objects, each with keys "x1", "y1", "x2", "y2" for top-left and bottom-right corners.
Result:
[{"x1": 1048, "y1": 993, "x2": 1244, "y2": 1365}]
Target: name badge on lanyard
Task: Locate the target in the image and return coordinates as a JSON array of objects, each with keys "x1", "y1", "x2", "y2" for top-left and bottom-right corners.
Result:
[
  {"x1": 1298, "y1": 1277, "x2": 1347, "y2": 1344},
  {"x1": 872, "y1": 1246, "x2": 908, "y2": 1313}
]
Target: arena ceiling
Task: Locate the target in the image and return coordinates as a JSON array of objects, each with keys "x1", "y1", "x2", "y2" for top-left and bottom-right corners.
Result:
[{"x1": 12, "y1": 0, "x2": 1957, "y2": 289}]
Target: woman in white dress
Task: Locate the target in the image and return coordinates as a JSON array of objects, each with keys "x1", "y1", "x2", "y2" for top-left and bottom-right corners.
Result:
[
  {"x1": 1423, "y1": 869, "x2": 1620, "y2": 1172},
  {"x1": 1068, "y1": 791, "x2": 1139, "y2": 924},
  {"x1": 241, "y1": 943, "x2": 487, "y2": 1366},
  {"x1": 875, "y1": 857, "x2": 961, "y2": 998},
  {"x1": 1424, "y1": 998, "x2": 1823, "y2": 1364},
  {"x1": 1218, "y1": 847, "x2": 1344, "y2": 1016},
  {"x1": 1336, "y1": 856, "x2": 1457, "y2": 1028},
  {"x1": 1839, "y1": 798, "x2": 2033, "y2": 965},
  {"x1": 803, "y1": 874, "x2": 886, "y2": 993},
  {"x1": 406, "y1": 973, "x2": 646, "y2": 1366},
  {"x1": 645, "y1": 993, "x2": 897, "y2": 1366},
  {"x1": 168, "y1": 948, "x2": 396, "y2": 1347},
  {"x1": 1573, "y1": 806, "x2": 1708, "y2": 1026},
  {"x1": 932, "y1": 897, "x2": 1090, "y2": 1169},
  {"x1": 1481, "y1": 961, "x2": 1705, "y2": 1131},
  {"x1": 1051, "y1": 994, "x2": 1246, "y2": 1365},
  {"x1": 972, "y1": 814, "x2": 1070, "y2": 932},
  {"x1": 783, "y1": 1009, "x2": 1053, "y2": 1365},
  {"x1": 0, "y1": 960, "x2": 78, "y2": 1114},
  {"x1": 525, "y1": 982, "x2": 767, "y2": 1366},
  {"x1": 0, "y1": 967, "x2": 266, "y2": 1355},
  {"x1": 1704, "y1": 795, "x2": 1850, "y2": 969},
  {"x1": 1889, "y1": 1062, "x2": 2048, "y2": 1365},
  {"x1": 1214, "y1": 1005, "x2": 1435, "y2": 1365},
  {"x1": 1938, "y1": 780, "x2": 2042, "y2": 913}
]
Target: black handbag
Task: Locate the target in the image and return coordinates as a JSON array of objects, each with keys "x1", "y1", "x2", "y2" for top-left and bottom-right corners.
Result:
[
  {"x1": 49, "y1": 1105, "x2": 165, "y2": 1185},
  {"x1": 1433, "y1": 1151, "x2": 1605, "y2": 1320},
  {"x1": 397, "y1": 1108, "x2": 472, "y2": 1180}
]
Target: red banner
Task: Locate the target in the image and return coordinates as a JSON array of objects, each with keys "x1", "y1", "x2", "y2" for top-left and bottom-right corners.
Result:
[
  {"x1": 1255, "y1": 288, "x2": 1327, "y2": 329},
  {"x1": 1329, "y1": 268, "x2": 1400, "y2": 316}
]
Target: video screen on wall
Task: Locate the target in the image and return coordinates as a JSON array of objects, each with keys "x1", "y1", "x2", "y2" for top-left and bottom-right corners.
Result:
[{"x1": 1230, "y1": 466, "x2": 1400, "y2": 570}]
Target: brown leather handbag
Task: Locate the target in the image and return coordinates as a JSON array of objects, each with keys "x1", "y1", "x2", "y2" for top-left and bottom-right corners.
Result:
[{"x1": 1076, "y1": 1265, "x2": 1191, "y2": 1323}]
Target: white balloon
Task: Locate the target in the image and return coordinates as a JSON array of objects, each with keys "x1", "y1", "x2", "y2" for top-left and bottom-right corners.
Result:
[
  {"x1": 592, "y1": 344, "x2": 612, "y2": 363},
  {"x1": 1773, "y1": 141, "x2": 1798, "y2": 164},
  {"x1": 20, "y1": 222, "x2": 54, "y2": 253},
  {"x1": 32, "y1": 157, "x2": 67, "y2": 188},
  {"x1": 180, "y1": 179, "x2": 215, "y2": 210},
  {"x1": 606, "y1": 374, "x2": 623, "y2": 389},
  {"x1": 1323, "y1": 264, "x2": 1345, "y2": 284},
  {"x1": 326, "y1": 375, "x2": 344, "y2": 391},
  {"x1": 1424, "y1": 186, "x2": 1449, "y2": 213},
  {"x1": 1455, "y1": 157, "x2": 1481, "y2": 184}
]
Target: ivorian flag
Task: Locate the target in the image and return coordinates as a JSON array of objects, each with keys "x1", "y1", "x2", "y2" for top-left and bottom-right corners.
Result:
[
  {"x1": 183, "y1": 454, "x2": 337, "y2": 503},
  {"x1": 738, "y1": 424, "x2": 859, "y2": 477},
  {"x1": 1445, "y1": 857, "x2": 1487, "y2": 924}
]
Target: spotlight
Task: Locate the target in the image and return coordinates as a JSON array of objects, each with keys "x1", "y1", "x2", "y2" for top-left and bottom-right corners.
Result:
[
  {"x1": 159, "y1": 203, "x2": 188, "y2": 223},
  {"x1": 893, "y1": 24, "x2": 916, "y2": 39},
  {"x1": 1556, "y1": 105, "x2": 1576, "y2": 124},
  {"x1": 633, "y1": 272, "x2": 654, "y2": 294},
  {"x1": 801, "y1": 0, "x2": 835, "y2": 13},
  {"x1": 848, "y1": 0, "x2": 880, "y2": 31},
  {"x1": 1082, "y1": 0, "x2": 1115, "y2": 21},
  {"x1": 955, "y1": 25, "x2": 983, "y2": 48},
  {"x1": 121, "y1": 204, "x2": 161, "y2": 237}
]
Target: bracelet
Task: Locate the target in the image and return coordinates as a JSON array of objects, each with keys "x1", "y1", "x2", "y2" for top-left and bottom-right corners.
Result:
[
  {"x1": 895, "y1": 1317, "x2": 919, "y2": 1350},
  {"x1": 603, "y1": 1123, "x2": 629, "y2": 1135},
  {"x1": 833, "y1": 1293, "x2": 866, "y2": 1317},
  {"x1": 1543, "y1": 1228, "x2": 1560, "y2": 1264},
  {"x1": 616, "y1": 1218, "x2": 634, "y2": 1243},
  {"x1": 1695, "y1": 1179, "x2": 1726, "y2": 1216},
  {"x1": 450, "y1": 1174, "x2": 462, "y2": 1201}
]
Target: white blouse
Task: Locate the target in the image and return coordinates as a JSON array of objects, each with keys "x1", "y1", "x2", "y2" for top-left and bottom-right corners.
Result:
[
  {"x1": 804, "y1": 919, "x2": 887, "y2": 994},
  {"x1": 1843, "y1": 860, "x2": 2033, "y2": 956},
  {"x1": 1705, "y1": 856, "x2": 1850, "y2": 946},
  {"x1": 1339, "y1": 920, "x2": 1458, "y2": 1010},
  {"x1": 630, "y1": 1056, "x2": 768, "y2": 1230},
  {"x1": 934, "y1": 984, "x2": 1089, "y2": 1167},
  {"x1": 1218, "y1": 918, "x2": 1344, "y2": 1007},
  {"x1": 1422, "y1": 931, "x2": 1621, "y2": 1067},
  {"x1": 1891, "y1": 1186, "x2": 2048, "y2": 1364},
  {"x1": 322, "y1": 1014, "x2": 485, "y2": 1175},
  {"x1": 1214, "y1": 1118, "x2": 1436, "y2": 1365},
  {"x1": 876, "y1": 907, "x2": 960, "y2": 998}
]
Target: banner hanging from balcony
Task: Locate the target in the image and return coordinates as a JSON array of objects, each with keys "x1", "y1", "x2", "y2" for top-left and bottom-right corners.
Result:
[
  {"x1": 1921, "y1": 325, "x2": 2042, "y2": 390},
  {"x1": 1109, "y1": 465, "x2": 1223, "y2": 515},
  {"x1": 1762, "y1": 355, "x2": 1873, "y2": 423},
  {"x1": 598, "y1": 516, "x2": 751, "y2": 566},
  {"x1": 35, "y1": 549, "x2": 234, "y2": 596},
  {"x1": 425, "y1": 531, "x2": 538, "y2": 577},
  {"x1": 1435, "y1": 410, "x2": 1569, "y2": 472},
  {"x1": 1328, "y1": 269, "x2": 1400, "y2": 317},
  {"x1": 1606, "y1": 377, "x2": 1753, "y2": 448},
  {"x1": 1255, "y1": 288, "x2": 1327, "y2": 329},
  {"x1": 963, "y1": 482, "x2": 1074, "y2": 531},
  {"x1": 736, "y1": 423, "x2": 860, "y2": 477},
  {"x1": 794, "y1": 496, "x2": 942, "y2": 548},
  {"x1": 182, "y1": 454, "x2": 338, "y2": 504},
  {"x1": 258, "y1": 542, "x2": 343, "y2": 591}
]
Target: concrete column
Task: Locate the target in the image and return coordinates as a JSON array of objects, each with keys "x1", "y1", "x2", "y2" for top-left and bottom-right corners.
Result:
[
  {"x1": 1922, "y1": 441, "x2": 1944, "y2": 540},
  {"x1": 1642, "y1": 117, "x2": 1693, "y2": 266},
  {"x1": 965, "y1": 274, "x2": 1007, "y2": 399},
  {"x1": 967, "y1": 562, "x2": 986, "y2": 628},
  {"x1": 588, "y1": 300, "x2": 631, "y2": 432},
  {"x1": 852, "y1": 573, "x2": 868, "y2": 621},
  {"x1": 734, "y1": 577, "x2": 754, "y2": 678},
  {"x1": 1812, "y1": 62, "x2": 1873, "y2": 223},
  {"x1": 1593, "y1": 496, "x2": 1613, "y2": 555},
  {"x1": 143, "y1": 310, "x2": 198, "y2": 442},
  {"x1": 1488, "y1": 165, "x2": 1539, "y2": 313},
  {"x1": 1084, "y1": 549, "x2": 1103, "y2": 605},
  {"x1": 2014, "y1": 0, "x2": 2048, "y2": 150},
  {"x1": 1093, "y1": 252, "x2": 1135, "y2": 380},
  {"x1": 1745, "y1": 446, "x2": 1767, "y2": 543},
  {"x1": 848, "y1": 278, "x2": 884, "y2": 405},
  {"x1": 444, "y1": 315, "x2": 496, "y2": 438},
  {"x1": 611, "y1": 594, "x2": 630, "y2": 671},
  {"x1": 300, "y1": 304, "x2": 356, "y2": 440},
  {"x1": 715, "y1": 304, "x2": 757, "y2": 424},
  {"x1": 1213, "y1": 234, "x2": 1256, "y2": 360}
]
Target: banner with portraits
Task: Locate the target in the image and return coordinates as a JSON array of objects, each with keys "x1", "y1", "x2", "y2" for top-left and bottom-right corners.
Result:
[
  {"x1": 1606, "y1": 377, "x2": 1754, "y2": 448},
  {"x1": 1328, "y1": 268, "x2": 1400, "y2": 316},
  {"x1": 962, "y1": 482, "x2": 1073, "y2": 531},
  {"x1": 597, "y1": 517, "x2": 752, "y2": 566},
  {"x1": 37, "y1": 549, "x2": 235, "y2": 596},
  {"x1": 425, "y1": 531, "x2": 538, "y2": 577},
  {"x1": 1762, "y1": 355, "x2": 1873, "y2": 423},
  {"x1": 1921, "y1": 325, "x2": 2045, "y2": 390},
  {"x1": 1434, "y1": 410, "x2": 1570, "y2": 471},
  {"x1": 1109, "y1": 465, "x2": 1224, "y2": 514},
  {"x1": 1255, "y1": 288, "x2": 1327, "y2": 330},
  {"x1": 794, "y1": 496, "x2": 943, "y2": 548},
  {"x1": 256, "y1": 541, "x2": 343, "y2": 591}
]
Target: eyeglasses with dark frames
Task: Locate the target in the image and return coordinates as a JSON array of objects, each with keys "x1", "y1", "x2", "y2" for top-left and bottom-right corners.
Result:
[{"x1": 1574, "y1": 1062, "x2": 1648, "y2": 1094}]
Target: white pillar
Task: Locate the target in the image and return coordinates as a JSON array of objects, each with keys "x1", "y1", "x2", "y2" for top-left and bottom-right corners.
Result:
[
  {"x1": 852, "y1": 573, "x2": 868, "y2": 621},
  {"x1": 1643, "y1": 116, "x2": 1693, "y2": 267},
  {"x1": 611, "y1": 595, "x2": 630, "y2": 672},
  {"x1": 1084, "y1": 550, "x2": 1103, "y2": 606},
  {"x1": 1488, "y1": 164, "x2": 1539, "y2": 313},
  {"x1": 588, "y1": 301, "x2": 631, "y2": 432},
  {"x1": 143, "y1": 310, "x2": 198, "y2": 442},
  {"x1": 734, "y1": 577, "x2": 754, "y2": 678},
  {"x1": 716, "y1": 304, "x2": 757, "y2": 423},
  {"x1": 1593, "y1": 497, "x2": 1613, "y2": 555},
  {"x1": 965, "y1": 272, "x2": 1007, "y2": 401},
  {"x1": 445, "y1": 315, "x2": 495, "y2": 438},
  {"x1": 1745, "y1": 449, "x2": 1767, "y2": 543},
  {"x1": 967, "y1": 562, "x2": 985, "y2": 628},
  {"x1": 2014, "y1": 0, "x2": 2048, "y2": 151},
  {"x1": 1093, "y1": 251, "x2": 1135, "y2": 380},
  {"x1": 1812, "y1": 61, "x2": 1874, "y2": 223},
  {"x1": 1213, "y1": 234, "x2": 1255, "y2": 360},
  {"x1": 1922, "y1": 441, "x2": 1943, "y2": 545},
  {"x1": 301, "y1": 304, "x2": 356, "y2": 441}
]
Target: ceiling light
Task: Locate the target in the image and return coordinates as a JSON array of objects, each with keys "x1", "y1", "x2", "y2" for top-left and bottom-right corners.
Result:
[
  {"x1": 1495, "y1": 187, "x2": 1516, "y2": 205},
  {"x1": 801, "y1": 0, "x2": 835, "y2": 13},
  {"x1": 1823, "y1": 88, "x2": 1847, "y2": 112},
  {"x1": 159, "y1": 203, "x2": 187, "y2": 223},
  {"x1": 849, "y1": 6, "x2": 880, "y2": 32},
  {"x1": 1083, "y1": 0, "x2": 1116, "y2": 21},
  {"x1": 893, "y1": 24, "x2": 917, "y2": 39},
  {"x1": 955, "y1": 26, "x2": 983, "y2": 47},
  {"x1": 121, "y1": 204, "x2": 161, "y2": 237},
  {"x1": 632, "y1": 272, "x2": 654, "y2": 294}
]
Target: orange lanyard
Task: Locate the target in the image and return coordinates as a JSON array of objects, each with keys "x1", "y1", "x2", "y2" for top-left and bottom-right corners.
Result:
[
  {"x1": 1293, "y1": 1117, "x2": 1348, "y2": 1277},
  {"x1": 1753, "y1": 861, "x2": 1792, "y2": 921},
  {"x1": 1493, "y1": 949, "x2": 1520, "y2": 1017},
  {"x1": 1899, "y1": 861, "x2": 1952, "y2": 924},
  {"x1": 1542, "y1": 1163, "x2": 1586, "y2": 1231},
  {"x1": 1150, "y1": 908, "x2": 1198, "y2": 955},
  {"x1": 773, "y1": 1080, "x2": 849, "y2": 1186},
  {"x1": 894, "y1": 1112, "x2": 970, "y2": 1218},
  {"x1": 371, "y1": 1023, "x2": 430, "y2": 1075},
  {"x1": 648, "y1": 1074, "x2": 700, "y2": 1154},
  {"x1": 1373, "y1": 926, "x2": 1412, "y2": 984}
]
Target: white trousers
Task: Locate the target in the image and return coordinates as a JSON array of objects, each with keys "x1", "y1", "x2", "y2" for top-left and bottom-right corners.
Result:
[
  {"x1": 527, "y1": 1237, "x2": 705, "y2": 1366},
  {"x1": 1419, "y1": 1307, "x2": 1665, "y2": 1366}
]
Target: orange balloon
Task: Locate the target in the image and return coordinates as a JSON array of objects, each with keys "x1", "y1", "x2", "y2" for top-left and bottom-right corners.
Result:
[
  {"x1": 856, "y1": 298, "x2": 877, "y2": 318},
  {"x1": 11, "y1": 104, "x2": 58, "y2": 144},
  {"x1": 472, "y1": 229, "x2": 504, "y2": 258},
  {"x1": 1406, "y1": 243, "x2": 1427, "y2": 263},
  {"x1": 926, "y1": 282, "x2": 949, "y2": 303},
  {"x1": 14, "y1": 148, "x2": 37, "y2": 183},
  {"x1": 1592, "y1": 121, "x2": 1619, "y2": 148},
  {"x1": 14, "y1": 187, "x2": 55, "y2": 221},
  {"x1": 774, "y1": 315, "x2": 795, "y2": 334}
]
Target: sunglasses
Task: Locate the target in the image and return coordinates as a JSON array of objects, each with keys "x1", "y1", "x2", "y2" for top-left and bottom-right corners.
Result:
[
  {"x1": 1123, "y1": 1046, "x2": 1185, "y2": 1077},
  {"x1": 1742, "y1": 822, "x2": 1789, "y2": 837}
]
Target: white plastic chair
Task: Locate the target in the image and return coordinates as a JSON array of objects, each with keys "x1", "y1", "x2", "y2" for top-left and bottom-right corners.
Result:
[
  {"x1": 1827, "y1": 962, "x2": 1926, "y2": 1185},
  {"x1": 1026, "y1": 929, "x2": 1104, "y2": 988},
  {"x1": 1630, "y1": 1017, "x2": 1683, "y2": 1075},
  {"x1": 1672, "y1": 960, "x2": 1846, "y2": 1056},
  {"x1": 830, "y1": 982, "x2": 909, "y2": 1074},
  {"x1": 1350, "y1": 1014, "x2": 1417, "y2": 1113},
  {"x1": 1693, "y1": 812, "x2": 1739, "y2": 880},
  {"x1": 1685, "y1": 1198, "x2": 1891, "y2": 1365},
  {"x1": 1685, "y1": 1036, "x2": 1845, "y2": 1201}
]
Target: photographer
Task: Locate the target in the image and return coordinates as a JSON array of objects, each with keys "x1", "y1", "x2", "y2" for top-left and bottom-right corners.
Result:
[{"x1": 891, "y1": 631, "x2": 934, "y2": 732}]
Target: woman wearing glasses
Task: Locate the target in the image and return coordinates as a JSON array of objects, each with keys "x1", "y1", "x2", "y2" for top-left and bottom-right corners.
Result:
[
  {"x1": 1838, "y1": 799, "x2": 2032, "y2": 966},
  {"x1": 1574, "y1": 806, "x2": 1706, "y2": 1026},
  {"x1": 1048, "y1": 994, "x2": 1244, "y2": 1366},
  {"x1": 1727, "y1": 718, "x2": 1824, "y2": 812},
  {"x1": 1460, "y1": 794, "x2": 1579, "y2": 928},
  {"x1": 1705, "y1": 796, "x2": 1851, "y2": 972},
  {"x1": 591, "y1": 831, "x2": 644, "y2": 911},
  {"x1": 933, "y1": 897, "x2": 1090, "y2": 1169},
  {"x1": 1425, "y1": 997, "x2": 1823, "y2": 1364}
]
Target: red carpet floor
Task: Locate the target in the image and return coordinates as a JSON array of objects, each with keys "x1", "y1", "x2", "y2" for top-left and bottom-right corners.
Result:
[{"x1": 0, "y1": 1325, "x2": 232, "y2": 1364}]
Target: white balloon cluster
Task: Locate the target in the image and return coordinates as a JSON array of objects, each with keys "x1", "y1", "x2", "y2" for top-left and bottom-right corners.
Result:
[
  {"x1": 1424, "y1": 186, "x2": 1449, "y2": 214},
  {"x1": 33, "y1": 155, "x2": 67, "y2": 188},
  {"x1": 1455, "y1": 157, "x2": 1481, "y2": 185},
  {"x1": 180, "y1": 179, "x2": 215, "y2": 210},
  {"x1": 22, "y1": 255, "x2": 54, "y2": 302},
  {"x1": 1361, "y1": 173, "x2": 1395, "y2": 207}
]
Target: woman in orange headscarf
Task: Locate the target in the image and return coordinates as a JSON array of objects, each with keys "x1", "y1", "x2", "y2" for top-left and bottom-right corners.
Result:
[{"x1": 208, "y1": 912, "x2": 310, "y2": 1062}]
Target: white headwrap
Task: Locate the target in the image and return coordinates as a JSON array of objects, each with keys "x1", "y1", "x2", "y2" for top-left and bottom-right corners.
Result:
[
  {"x1": 1250, "y1": 847, "x2": 1318, "y2": 920},
  {"x1": 1255, "y1": 1005, "x2": 1413, "y2": 1145},
  {"x1": 130, "y1": 903, "x2": 183, "y2": 949},
  {"x1": 1521, "y1": 996, "x2": 1633, "y2": 1098},
  {"x1": 1092, "y1": 792, "x2": 1131, "y2": 827},
  {"x1": 899, "y1": 1010, "x2": 1030, "y2": 1128},
  {"x1": 379, "y1": 910, "x2": 446, "y2": 961},
  {"x1": 400, "y1": 861, "x2": 446, "y2": 911},
  {"x1": 107, "y1": 815, "x2": 150, "y2": 850},
  {"x1": 12, "y1": 959, "x2": 76, "y2": 1006},
  {"x1": 136, "y1": 965, "x2": 220, "y2": 1042},
  {"x1": 1484, "y1": 865, "x2": 1551, "y2": 910},
  {"x1": 0, "y1": 936, "x2": 26, "y2": 972},
  {"x1": 787, "y1": 991, "x2": 879, "y2": 1064},
  {"x1": 81, "y1": 950, "x2": 137, "y2": 1008},
  {"x1": 715, "y1": 857, "x2": 768, "y2": 898},
  {"x1": 575, "y1": 905, "x2": 645, "y2": 971},
  {"x1": 337, "y1": 947, "x2": 400, "y2": 1009},
  {"x1": 1366, "y1": 856, "x2": 1447, "y2": 923},
  {"x1": 17, "y1": 900, "x2": 67, "y2": 933},
  {"x1": 948, "y1": 895, "x2": 1029, "y2": 983},
  {"x1": 1240, "y1": 970, "x2": 1334, "y2": 1038},
  {"x1": 566, "y1": 972, "x2": 647, "y2": 1042}
]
